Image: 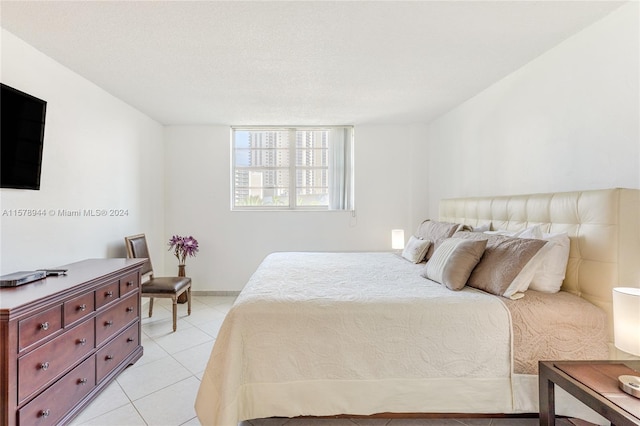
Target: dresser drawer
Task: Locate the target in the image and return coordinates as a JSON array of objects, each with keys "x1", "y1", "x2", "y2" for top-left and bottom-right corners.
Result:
[
  {"x1": 1, "y1": 259, "x2": 145, "y2": 426},
  {"x1": 95, "y1": 280, "x2": 119, "y2": 309},
  {"x1": 96, "y1": 321, "x2": 139, "y2": 383},
  {"x1": 95, "y1": 292, "x2": 138, "y2": 346},
  {"x1": 18, "y1": 305, "x2": 63, "y2": 352},
  {"x1": 64, "y1": 291, "x2": 95, "y2": 327},
  {"x1": 18, "y1": 355, "x2": 95, "y2": 426},
  {"x1": 18, "y1": 318, "x2": 95, "y2": 403},
  {"x1": 119, "y1": 271, "x2": 139, "y2": 297}
]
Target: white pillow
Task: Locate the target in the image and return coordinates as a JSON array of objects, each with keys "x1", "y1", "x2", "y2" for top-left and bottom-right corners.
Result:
[
  {"x1": 528, "y1": 232, "x2": 570, "y2": 293},
  {"x1": 472, "y1": 223, "x2": 491, "y2": 232},
  {"x1": 510, "y1": 238, "x2": 553, "y2": 294},
  {"x1": 453, "y1": 231, "x2": 550, "y2": 298},
  {"x1": 401, "y1": 235, "x2": 431, "y2": 263},
  {"x1": 485, "y1": 224, "x2": 544, "y2": 238},
  {"x1": 514, "y1": 224, "x2": 544, "y2": 239},
  {"x1": 485, "y1": 225, "x2": 570, "y2": 293}
]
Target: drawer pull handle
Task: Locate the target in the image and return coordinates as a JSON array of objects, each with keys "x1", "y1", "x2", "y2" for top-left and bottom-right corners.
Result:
[
  {"x1": 105, "y1": 355, "x2": 114, "y2": 361},
  {"x1": 77, "y1": 338, "x2": 87, "y2": 346},
  {"x1": 127, "y1": 337, "x2": 134, "y2": 343},
  {"x1": 127, "y1": 280, "x2": 134, "y2": 287},
  {"x1": 78, "y1": 378, "x2": 88, "y2": 385},
  {"x1": 78, "y1": 304, "x2": 87, "y2": 311},
  {"x1": 40, "y1": 362, "x2": 50, "y2": 370},
  {"x1": 106, "y1": 291, "x2": 114, "y2": 297},
  {"x1": 126, "y1": 306, "x2": 134, "y2": 313},
  {"x1": 40, "y1": 322, "x2": 49, "y2": 331},
  {"x1": 105, "y1": 320, "x2": 114, "y2": 327},
  {"x1": 40, "y1": 409, "x2": 51, "y2": 418}
]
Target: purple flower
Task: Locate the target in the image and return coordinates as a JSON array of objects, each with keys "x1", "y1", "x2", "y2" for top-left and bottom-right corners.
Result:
[{"x1": 168, "y1": 235, "x2": 199, "y2": 265}]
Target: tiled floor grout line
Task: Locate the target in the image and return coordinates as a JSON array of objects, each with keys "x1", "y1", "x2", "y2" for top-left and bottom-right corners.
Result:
[{"x1": 128, "y1": 396, "x2": 150, "y2": 426}]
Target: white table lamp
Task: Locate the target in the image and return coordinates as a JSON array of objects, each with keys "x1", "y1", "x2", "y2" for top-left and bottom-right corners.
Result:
[
  {"x1": 391, "y1": 229, "x2": 405, "y2": 250},
  {"x1": 612, "y1": 287, "x2": 640, "y2": 398}
]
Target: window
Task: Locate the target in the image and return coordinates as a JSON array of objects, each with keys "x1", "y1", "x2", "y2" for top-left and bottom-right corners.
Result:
[{"x1": 232, "y1": 126, "x2": 354, "y2": 211}]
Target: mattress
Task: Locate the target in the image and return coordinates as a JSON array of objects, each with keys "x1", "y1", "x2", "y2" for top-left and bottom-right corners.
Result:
[{"x1": 195, "y1": 252, "x2": 608, "y2": 425}]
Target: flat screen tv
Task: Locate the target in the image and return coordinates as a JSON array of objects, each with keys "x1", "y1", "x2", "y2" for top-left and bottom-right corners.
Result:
[{"x1": 1, "y1": 83, "x2": 47, "y2": 190}]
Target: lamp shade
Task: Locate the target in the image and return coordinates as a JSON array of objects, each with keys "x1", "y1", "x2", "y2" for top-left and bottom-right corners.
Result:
[
  {"x1": 391, "y1": 229, "x2": 405, "y2": 250},
  {"x1": 613, "y1": 287, "x2": 640, "y2": 356}
]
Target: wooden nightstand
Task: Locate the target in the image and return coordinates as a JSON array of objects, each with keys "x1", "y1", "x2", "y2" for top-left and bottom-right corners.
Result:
[{"x1": 539, "y1": 360, "x2": 640, "y2": 426}]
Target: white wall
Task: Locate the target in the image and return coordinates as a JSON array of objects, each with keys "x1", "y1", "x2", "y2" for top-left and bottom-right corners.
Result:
[
  {"x1": 423, "y1": 2, "x2": 639, "y2": 217},
  {"x1": 4, "y1": 1, "x2": 635, "y2": 289},
  {"x1": 164, "y1": 124, "x2": 428, "y2": 291},
  {"x1": 0, "y1": 30, "x2": 166, "y2": 274}
]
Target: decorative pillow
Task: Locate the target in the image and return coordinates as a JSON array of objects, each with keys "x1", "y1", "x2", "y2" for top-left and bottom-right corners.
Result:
[
  {"x1": 453, "y1": 231, "x2": 551, "y2": 299},
  {"x1": 421, "y1": 238, "x2": 487, "y2": 291},
  {"x1": 415, "y1": 220, "x2": 462, "y2": 260},
  {"x1": 401, "y1": 235, "x2": 431, "y2": 263},
  {"x1": 485, "y1": 226, "x2": 570, "y2": 293}
]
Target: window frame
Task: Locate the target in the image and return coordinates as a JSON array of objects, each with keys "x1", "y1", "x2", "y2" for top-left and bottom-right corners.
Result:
[{"x1": 231, "y1": 126, "x2": 354, "y2": 211}]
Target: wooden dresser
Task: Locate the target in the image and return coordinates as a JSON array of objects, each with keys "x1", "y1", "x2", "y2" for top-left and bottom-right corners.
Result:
[{"x1": 0, "y1": 258, "x2": 146, "y2": 426}]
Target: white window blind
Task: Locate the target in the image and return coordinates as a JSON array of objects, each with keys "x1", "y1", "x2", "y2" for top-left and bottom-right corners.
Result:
[{"x1": 232, "y1": 126, "x2": 354, "y2": 211}]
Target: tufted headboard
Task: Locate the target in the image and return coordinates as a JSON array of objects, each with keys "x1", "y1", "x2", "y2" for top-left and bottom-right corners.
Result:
[{"x1": 439, "y1": 188, "x2": 640, "y2": 340}]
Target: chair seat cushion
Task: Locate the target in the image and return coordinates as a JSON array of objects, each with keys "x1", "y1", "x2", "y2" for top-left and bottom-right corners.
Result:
[{"x1": 142, "y1": 276, "x2": 191, "y2": 294}]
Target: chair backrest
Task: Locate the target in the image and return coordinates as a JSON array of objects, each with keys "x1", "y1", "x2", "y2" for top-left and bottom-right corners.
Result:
[{"x1": 124, "y1": 234, "x2": 154, "y2": 277}]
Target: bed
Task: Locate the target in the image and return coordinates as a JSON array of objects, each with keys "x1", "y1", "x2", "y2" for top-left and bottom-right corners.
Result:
[{"x1": 195, "y1": 188, "x2": 640, "y2": 425}]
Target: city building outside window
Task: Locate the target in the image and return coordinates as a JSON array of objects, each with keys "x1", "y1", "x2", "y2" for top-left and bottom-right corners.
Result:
[{"x1": 231, "y1": 127, "x2": 354, "y2": 211}]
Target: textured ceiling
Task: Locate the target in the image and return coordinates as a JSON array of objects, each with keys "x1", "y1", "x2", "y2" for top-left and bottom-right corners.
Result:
[{"x1": 0, "y1": 1, "x2": 625, "y2": 126}]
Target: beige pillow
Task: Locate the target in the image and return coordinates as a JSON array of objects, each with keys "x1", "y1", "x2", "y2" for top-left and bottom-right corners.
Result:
[
  {"x1": 402, "y1": 235, "x2": 431, "y2": 263},
  {"x1": 421, "y1": 238, "x2": 487, "y2": 291},
  {"x1": 415, "y1": 220, "x2": 462, "y2": 260},
  {"x1": 453, "y1": 231, "x2": 550, "y2": 299}
]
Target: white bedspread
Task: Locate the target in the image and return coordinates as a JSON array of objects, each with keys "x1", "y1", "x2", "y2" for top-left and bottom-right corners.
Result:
[{"x1": 195, "y1": 252, "x2": 514, "y2": 426}]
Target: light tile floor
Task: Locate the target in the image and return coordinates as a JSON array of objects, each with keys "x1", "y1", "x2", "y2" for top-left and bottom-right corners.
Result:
[{"x1": 70, "y1": 296, "x2": 578, "y2": 426}]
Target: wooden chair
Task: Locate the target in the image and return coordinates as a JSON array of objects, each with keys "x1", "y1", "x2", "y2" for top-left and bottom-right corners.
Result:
[{"x1": 124, "y1": 234, "x2": 192, "y2": 332}]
